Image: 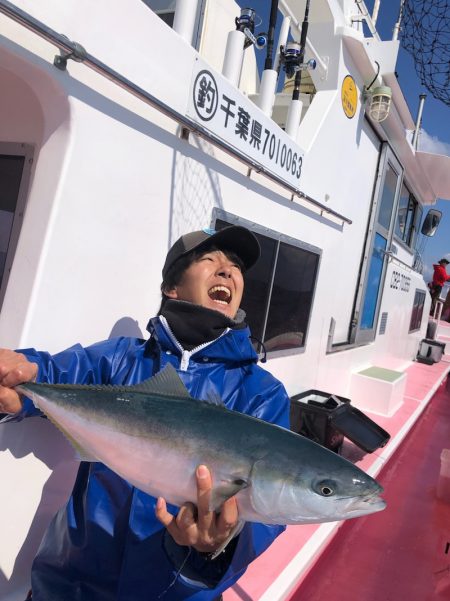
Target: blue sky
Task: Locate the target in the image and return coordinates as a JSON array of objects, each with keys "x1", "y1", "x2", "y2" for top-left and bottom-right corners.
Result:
[{"x1": 237, "y1": 1, "x2": 450, "y2": 283}]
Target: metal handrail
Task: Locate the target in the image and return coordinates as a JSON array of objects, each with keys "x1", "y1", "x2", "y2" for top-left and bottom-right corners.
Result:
[
  {"x1": 0, "y1": 0, "x2": 352, "y2": 225},
  {"x1": 380, "y1": 249, "x2": 416, "y2": 272}
]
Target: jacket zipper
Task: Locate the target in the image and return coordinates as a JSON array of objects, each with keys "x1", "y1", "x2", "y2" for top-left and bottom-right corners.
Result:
[{"x1": 159, "y1": 316, "x2": 231, "y2": 372}]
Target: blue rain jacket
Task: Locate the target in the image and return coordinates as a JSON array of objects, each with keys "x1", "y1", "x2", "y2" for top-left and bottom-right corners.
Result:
[{"x1": 10, "y1": 316, "x2": 290, "y2": 600}]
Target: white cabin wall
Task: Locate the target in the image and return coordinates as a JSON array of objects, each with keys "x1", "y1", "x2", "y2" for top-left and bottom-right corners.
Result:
[
  {"x1": 0, "y1": 42, "x2": 72, "y2": 350},
  {"x1": 372, "y1": 259, "x2": 429, "y2": 367}
]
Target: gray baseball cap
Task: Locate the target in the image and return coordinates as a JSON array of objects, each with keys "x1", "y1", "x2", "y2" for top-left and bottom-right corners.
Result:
[{"x1": 162, "y1": 226, "x2": 260, "y2": 279}]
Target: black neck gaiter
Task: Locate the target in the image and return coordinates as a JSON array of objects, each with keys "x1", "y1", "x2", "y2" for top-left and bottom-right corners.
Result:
[{"x1": 160, "y1": 299, "x2": 246, "y2": 350}]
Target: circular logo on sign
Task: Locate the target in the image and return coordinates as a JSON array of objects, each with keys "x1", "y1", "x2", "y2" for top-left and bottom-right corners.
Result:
[
  {"x1": 341, "y1": 75, "x2": 358, "y2": 119},
  {"x1": 193, "y1": 70, "x2": 219, "y2": 122}
]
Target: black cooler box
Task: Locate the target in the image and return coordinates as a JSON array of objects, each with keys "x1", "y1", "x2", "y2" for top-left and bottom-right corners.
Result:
[
  {"x1": 290, "y1": 389, "x2": 390, "y2": 454},
  {"x1": 416, "y1": 339, "x2": 446, "y2": 364}
]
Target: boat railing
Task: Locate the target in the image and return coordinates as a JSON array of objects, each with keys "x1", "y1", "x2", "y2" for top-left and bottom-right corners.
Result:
[
  {"x1": 380, "y1": 249, "x2": 415, "y2": 272},
  {"x1": 353, "y1": 0, "x2": 381, "y2": 40}
]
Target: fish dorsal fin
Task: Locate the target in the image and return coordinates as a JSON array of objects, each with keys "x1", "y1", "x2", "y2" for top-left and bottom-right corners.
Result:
[
  {"x1": 205, "y1": 390, "x2": 224, "y2": 406},
  {"x1": 26, "y1": 365, "x2": 192, "y2": 399},
  {"x1": 128, "y1": 364, "x2": 192, "y2": 399}
]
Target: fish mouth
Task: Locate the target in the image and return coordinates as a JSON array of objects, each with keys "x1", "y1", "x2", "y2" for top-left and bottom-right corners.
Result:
[
  {"x1": 345, "y1": 492, "x2": 386, "y2": 515},
  {"x1": 208, "y1": 285, "x2": 232, "y2": 305}
]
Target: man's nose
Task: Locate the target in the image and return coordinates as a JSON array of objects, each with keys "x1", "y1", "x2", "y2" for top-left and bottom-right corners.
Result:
[{"x1": 216, "y1": 262, "x2": 232, "y2": 278}]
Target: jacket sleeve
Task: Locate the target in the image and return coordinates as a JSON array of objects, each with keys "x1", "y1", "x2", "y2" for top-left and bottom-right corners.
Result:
[
  {"x1": 165, "y1": 367, "x2": 291, "y2": 594},
  {"x1": 1, "y1": 338, "x2": 142, "y2": 422}
]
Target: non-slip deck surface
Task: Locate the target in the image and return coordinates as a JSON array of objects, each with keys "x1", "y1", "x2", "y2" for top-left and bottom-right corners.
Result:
[{"x1": 289, "y1": 380, "x2": 450, "y2": 601}]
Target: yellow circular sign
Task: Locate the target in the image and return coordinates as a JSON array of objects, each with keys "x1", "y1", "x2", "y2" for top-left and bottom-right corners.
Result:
[{"x1": 341, "y1": 75, "x2": 358, "y2": 119}]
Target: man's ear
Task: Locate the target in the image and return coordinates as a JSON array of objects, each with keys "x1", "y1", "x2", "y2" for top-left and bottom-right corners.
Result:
[{"x1": 163, "y1": 286, "x2": 178, "y2": 299}]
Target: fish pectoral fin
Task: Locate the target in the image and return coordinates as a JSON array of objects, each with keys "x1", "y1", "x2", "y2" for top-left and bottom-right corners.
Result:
[
  {"x1": 210, "y1": 477, "x2": 248, "y2": 511},
  {"x1": 210, "y1": 520, "x2": 245, "y2": 560}
]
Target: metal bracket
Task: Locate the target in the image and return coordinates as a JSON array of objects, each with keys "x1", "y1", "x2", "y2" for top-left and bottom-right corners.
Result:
[{"x1": 54, "y1": 41, "x2": 87, "y2": 70}]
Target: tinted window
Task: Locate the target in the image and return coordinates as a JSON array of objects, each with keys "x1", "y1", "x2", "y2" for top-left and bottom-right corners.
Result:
[
  {"x1": 409, "y1": 289, "x2": 426, "y2": 332},
  {"x1": 215, "y1": 218, "x2": 320, "y2": 353},
  {"x1": 378, "y1": 162, "x2": 399, "y2": 231},
  {"x1": 264, "y1": 243, "x2": 318, "y2": 351},
  {"x1": 394, "y1": 183, "x2": 422, "y2": 248},
  {"x1": 239, "y1": 232, "x2": 277, "y2": 343},
  {"x1": 0, "y1": 155, "x2": 25, "y2": 288}
]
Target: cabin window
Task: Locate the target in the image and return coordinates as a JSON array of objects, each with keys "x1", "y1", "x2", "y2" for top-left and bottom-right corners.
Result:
[
  {"x1": 409, "y1": 289, "x2": 426, "y2": 332},
  {"x1": 214, "y1": 213, "x2": 320, "y2": 354},
  {"x1": 0, "y1": 144, "x2": 33, "y2": 312},
  {"x1": 394, "y1": 183, "x2": 422, "y2": 249}
]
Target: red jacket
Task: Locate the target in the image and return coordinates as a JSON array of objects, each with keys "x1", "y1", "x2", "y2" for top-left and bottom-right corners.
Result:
[{"x1": 432, "y1": 263, "x2": 450, "y2": 287}]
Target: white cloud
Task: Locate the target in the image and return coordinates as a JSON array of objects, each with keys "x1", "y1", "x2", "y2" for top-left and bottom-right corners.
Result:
[
  {"x1": 423, "y1": 264, "x2": 433, "y2": 281},
  {"x1": 417, "y1": 129, "x2": 450, "y2": 157}
]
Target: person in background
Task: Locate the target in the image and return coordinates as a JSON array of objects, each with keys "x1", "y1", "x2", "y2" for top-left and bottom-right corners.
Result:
[
  {"x1": 0, "y1": 225, "x2": 290, "y2": 601},
  {"x1": 429, "y1": 257, "x2": 450, "y2": 314}
]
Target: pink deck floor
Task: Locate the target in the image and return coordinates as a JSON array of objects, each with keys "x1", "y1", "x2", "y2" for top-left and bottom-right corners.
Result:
[
  {"x1": 290, "y1": 377, "x2": 450, "y2": 601},
  {"x1": 224, "y1": 322, "x2": 450, "y2": 601}
]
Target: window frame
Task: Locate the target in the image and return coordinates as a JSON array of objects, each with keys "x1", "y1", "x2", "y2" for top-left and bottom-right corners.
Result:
[
  {"x1": 409, "y1": 288, "x2": 427, "y2": 333},
  {"x1": 0, "y1": 143, "x2": 34, "y2": 313},
  {"x1": 393, "y1": 182, "x2": 423, "y2": 250},
  {"x1": 212, "y1": 208, "x2": 321, "y2": 358}
]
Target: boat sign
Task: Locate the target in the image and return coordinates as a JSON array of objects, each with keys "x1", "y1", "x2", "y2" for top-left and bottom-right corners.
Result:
[{"x1": 187, "y1": 59, "x2": 305, "y2": 189}]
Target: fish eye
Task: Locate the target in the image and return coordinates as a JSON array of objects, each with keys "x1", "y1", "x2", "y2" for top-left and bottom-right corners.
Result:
[{"x1": 314, "y1": 479, "x2": 336, "y2": 497}]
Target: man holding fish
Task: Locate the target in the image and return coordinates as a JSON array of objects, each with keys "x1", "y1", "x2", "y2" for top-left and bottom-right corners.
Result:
[
  {"x1": 0, "y1": 225, "x2": 385, "y2": 601},
  {"x1": 0, "y1": 226, "x2": 292, "y2": 601}
]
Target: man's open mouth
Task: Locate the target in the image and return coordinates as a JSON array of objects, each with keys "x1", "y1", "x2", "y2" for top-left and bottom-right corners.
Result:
[{"x1": 208, "y1": 286, "x2": 232, "y2": 305}]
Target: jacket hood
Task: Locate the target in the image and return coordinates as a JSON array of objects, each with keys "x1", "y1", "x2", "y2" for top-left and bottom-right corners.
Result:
[{"x1": 146, "y1": 316, "x2": 259, "y2": 365}]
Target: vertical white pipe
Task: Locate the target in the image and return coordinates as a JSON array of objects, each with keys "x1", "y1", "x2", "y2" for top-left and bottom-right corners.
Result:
[
  {"x1": 173, "y1": 0, "x2": 198, "y2": 45},
  {"x1": 222, "y1": 30, "x2": 246, "y2": 86},
  {"x1": 258, "y1": 70, "x2": 279, "y2": 116},
  {"x1": 273, "y1": 15, "x2": 291, "y2": 71},
  {"x1": 412, "y1": 94, "x2": 426, "y2": 150},
  {"x1": 371, "y1": 0, "x2": 381, "y2": 26},
  {"x1": 392, "y1": 0, "x2": 406, "y2": 40},
  {"x1": 285, "y1": 98, "x2": 303, "y2": 139}
]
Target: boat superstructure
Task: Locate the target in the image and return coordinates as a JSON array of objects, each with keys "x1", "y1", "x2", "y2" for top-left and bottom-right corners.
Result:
[{"x1": 0, "y1": 1, "x2": 449, "y2": 599}]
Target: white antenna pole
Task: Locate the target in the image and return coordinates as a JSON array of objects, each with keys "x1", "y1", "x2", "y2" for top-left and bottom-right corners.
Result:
[
  {"x1": 412, "y1": 94, "x2": 427, "y2": 150},
  {"x1": 372, "y1": 0, "x2": 381, "y2": 26},
  {"x1": 392, "y1": 0, "x2": 406, "y2": 41}
]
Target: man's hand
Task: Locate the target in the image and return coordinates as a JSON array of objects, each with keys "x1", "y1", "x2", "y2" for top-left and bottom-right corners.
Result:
[
  {"x1": 0, "y1": 349, "x2": 38, "y2": 414},
  {"x1": 155, "y1": 464, "x2": 239, "y2": 554}
]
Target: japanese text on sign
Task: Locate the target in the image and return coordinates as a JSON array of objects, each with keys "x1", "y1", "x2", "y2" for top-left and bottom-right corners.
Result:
[{"x1": 188, "y1": 64, "x2": 305, "y2": 187}]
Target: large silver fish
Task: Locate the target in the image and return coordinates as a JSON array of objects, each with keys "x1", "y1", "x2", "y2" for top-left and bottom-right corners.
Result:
[{"x1": 16, "y1": 364, "x2": 386, "y2": 526}]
